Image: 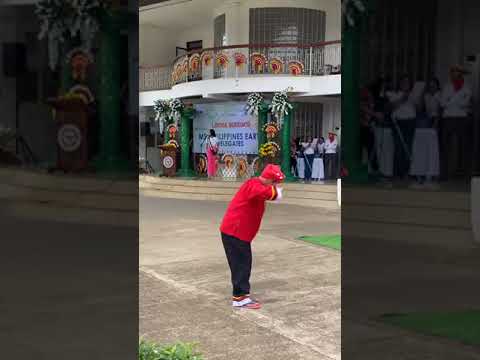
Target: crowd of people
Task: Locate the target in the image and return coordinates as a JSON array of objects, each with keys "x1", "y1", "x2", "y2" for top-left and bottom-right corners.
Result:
[
  {"x1": 203, "y1": 127, "x2": 340, "y2": 183},
  {"x1": 290, "y1": 132, "x2": 340, "y2": 183},
  {"x1": 361, "y1": 65, "x2": 473, "y2": 188}
]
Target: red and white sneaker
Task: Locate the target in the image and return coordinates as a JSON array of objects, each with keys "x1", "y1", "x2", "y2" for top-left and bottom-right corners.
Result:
[{"x1": 232, "y1": 295, "x2": 262, "y2": 309}]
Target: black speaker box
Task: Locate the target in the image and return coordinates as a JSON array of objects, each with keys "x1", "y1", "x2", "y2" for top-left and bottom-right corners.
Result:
[
  {"x1": 3, "y1": 43, "x2": 26, "y2": 77},
  {"x1": 140, "y1": 122, "x2": 151, "y2": 136}
]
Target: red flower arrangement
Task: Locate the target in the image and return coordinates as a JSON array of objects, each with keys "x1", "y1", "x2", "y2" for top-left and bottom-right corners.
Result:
[
  {"x1": 251, "y1": 53, "x2": 267, "y2": 73},
  {"x1": 269, "y1": 58, "x2": 283, "y2": 74}
]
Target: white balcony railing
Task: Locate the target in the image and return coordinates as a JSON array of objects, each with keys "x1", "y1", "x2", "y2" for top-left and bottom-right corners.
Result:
[{"x1": 139, "y1": 41, "x2": 341, "y2": 92}]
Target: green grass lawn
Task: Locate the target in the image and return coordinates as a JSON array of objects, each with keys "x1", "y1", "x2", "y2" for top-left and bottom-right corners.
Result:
[
  {"x1": 380, "y1": 310, "x2": 480, "y2": 346},
  {"x1": 298, "y1": 235, "x2": 341, "y2": 250}
]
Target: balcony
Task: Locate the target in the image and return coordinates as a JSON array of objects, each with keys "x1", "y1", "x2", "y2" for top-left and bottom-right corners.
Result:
[{"x1": 139, "y1": 41, "x2": 341, "y2": 92}]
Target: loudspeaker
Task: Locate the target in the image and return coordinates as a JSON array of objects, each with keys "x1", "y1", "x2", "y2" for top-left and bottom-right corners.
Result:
[
  {"x1": 140, "y1": 122, "x2": 151, "y2": 136},
  {"x1": 3, "y1": 43, "x2": 26, "y2": 77}
]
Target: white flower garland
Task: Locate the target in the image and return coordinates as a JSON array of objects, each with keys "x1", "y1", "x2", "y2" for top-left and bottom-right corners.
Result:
[
  {"x1": 154, "y1": 98, "x2": 184, "y2": 133},
  {"x1": 342, "y1": 0, "x2": 366, "y2": 27},
  {"x1": 35, "y1": 0, "x2": 106, "y2": 70},
  {"x1": 245, "y1": 93, "x2": 264, "y2": 116},
  {"x1": 269, "y1": 89, "x2": 293, "y2": 128}
]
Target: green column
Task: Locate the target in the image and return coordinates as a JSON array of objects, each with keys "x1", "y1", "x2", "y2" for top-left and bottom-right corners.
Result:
[
  {"x1": 60, "y1": 41, "x2": 73, "y2": 94},
  {"x1": 95, "y1": 10, "x2": 129, "y2": 172},
  {"x1": 280, "y1": 109, "x2": 294, "y2": 181},
  {"x1": 257, "y1": 104, "x2": 268, "y2": 151},
  {"x1": 178, "y1": 108, "x2": 195, "y2": 177},
  {"x1": 341, "y1": 7, "x2": 369, "y2": 183},
  {"x1": 256, "y1": 104, "x2": 268, "y2": 176}
]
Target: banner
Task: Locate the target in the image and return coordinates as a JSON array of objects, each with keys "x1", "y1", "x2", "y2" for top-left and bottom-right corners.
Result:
[{"x1": 193, "y1": 102, "x2": 258, "y2": 154}]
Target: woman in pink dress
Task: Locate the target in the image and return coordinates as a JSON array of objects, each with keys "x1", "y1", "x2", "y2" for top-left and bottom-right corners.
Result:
[{"x1": 206, "y1": 129, "x2": 219, "y2": 179}]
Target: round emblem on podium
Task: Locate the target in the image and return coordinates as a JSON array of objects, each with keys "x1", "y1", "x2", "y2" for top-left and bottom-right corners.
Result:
[
  {"x1": 163, "y1": 155, "x2": 174, "y2": 169},
  {"x1": 57, "y1": 124, "x2": 82, "y2": 152}
]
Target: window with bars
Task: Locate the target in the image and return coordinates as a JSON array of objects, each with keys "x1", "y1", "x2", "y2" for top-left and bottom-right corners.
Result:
[
  {"x1": 360, "y1": 0, "x2": 437, "y2": 88},
  {"x1": 214, "y1": 14, "x2": 226, "y2": 48},
  {"x1": 249, "y1": 7, "x2": 326, "y2": 45},
  {"x1": 292, "y1": 103, "x2": 324, "y2": 141},
  {"x1": 249, "y1": 8, "x2": 326, "y2": 74}
]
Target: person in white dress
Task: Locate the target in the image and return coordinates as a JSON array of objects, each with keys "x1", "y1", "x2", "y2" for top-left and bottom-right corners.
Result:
[
  {"x1": 439, "y1": 65, "x2": 472, "y2": 180},
  {"x1": 409, "y1": 78, "x2": 441, "y2": 188},
  {"x1": 388, "y1": 75, "x2": 418, "y2": 179},
  {"x1": 311, "y1": 137, "x2": 325, "y2": 182}
]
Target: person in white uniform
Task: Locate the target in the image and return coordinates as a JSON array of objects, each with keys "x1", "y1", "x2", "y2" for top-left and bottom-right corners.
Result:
[
  {"x1": 388, "y1": 74, "x2": 418, "y2": 179},
  {"x1": 439, "y1": 65, "x2": 472, "y2": 180},
  {"x1": 301, "y1": 138, "x2": 318, "y2": 183}
]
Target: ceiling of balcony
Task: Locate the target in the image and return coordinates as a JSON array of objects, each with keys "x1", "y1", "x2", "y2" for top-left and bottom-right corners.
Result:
[{"x1": 140, "y1": 0, "x2": 225, "y2": 30}]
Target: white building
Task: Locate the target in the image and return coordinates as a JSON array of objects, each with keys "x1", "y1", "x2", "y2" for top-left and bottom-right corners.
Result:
[{"x1": 139, "y1": 0, "x2": 342, "y2": 172}]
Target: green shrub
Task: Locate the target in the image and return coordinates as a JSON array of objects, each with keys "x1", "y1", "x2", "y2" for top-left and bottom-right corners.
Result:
[{"x1": 139, "y1": 338, "x2": 203, "y2": 360}]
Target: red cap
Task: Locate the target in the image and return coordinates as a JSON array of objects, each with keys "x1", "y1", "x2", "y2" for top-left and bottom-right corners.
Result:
[{"x1": 261, "y1": 164, "x2": 285, "y2": 182}]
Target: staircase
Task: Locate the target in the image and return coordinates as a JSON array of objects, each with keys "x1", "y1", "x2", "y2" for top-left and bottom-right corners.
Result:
[
  {"x1": 139, "y1": 175, "x2": 339, "y2": 209},
  {"x1": 342, "y1": 186, "x2": 473, "y2": 247}
]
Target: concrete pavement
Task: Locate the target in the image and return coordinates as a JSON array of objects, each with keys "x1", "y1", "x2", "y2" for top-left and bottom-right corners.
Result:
[{"x1": 139, "y1": 195, "x2": 341, "y2": 360}]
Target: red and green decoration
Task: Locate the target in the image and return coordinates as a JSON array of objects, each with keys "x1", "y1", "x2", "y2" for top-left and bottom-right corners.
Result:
[
  {"x1": 66, "y1": 47, "x2": 93, "y2": 82},
  {"x1": 263, "y1": 122, "x2": 279, "y2": 140},
  {"x1": 259, "y1": 141, "x2": 280, "y2": 159},
  {"x1": 251, "y1": 53, "x2": 267, "y2": 73},
  {"x1": 201, "y1": 51, "x2": 213, "y2": 66},
  {"x1": 288, "y1": 61, "x2": 304, "y2": 75},
  {"x1": 269, "y1": 58, "x2": 284, "y2": 74},
  {"x1": 216, "y1": 53, "x2": 229, "y2": 69},
  {"x1": 189, "y1": 53, "x2": 200, "y2": 73},
  {"x1": 234, "y1": 53, "x2": 247, "y2": 69}
]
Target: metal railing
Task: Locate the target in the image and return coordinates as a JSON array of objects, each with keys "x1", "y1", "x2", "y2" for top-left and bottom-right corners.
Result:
[{"x1": 139, "y1": 40, "x2": 341, "y2": 92}]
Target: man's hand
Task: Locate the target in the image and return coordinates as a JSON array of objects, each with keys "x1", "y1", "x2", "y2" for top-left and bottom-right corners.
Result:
[{"x1": 273, "y1": 187, "x2": 283, "y2": 203}]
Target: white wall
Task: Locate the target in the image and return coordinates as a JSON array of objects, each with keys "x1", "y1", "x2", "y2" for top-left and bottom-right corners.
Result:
[
  {"x1": 140, "y1": 25, "x2": 177, "y2": 65},
  {"x1": 140, "y1": 0, "x2": 341, "y2": 66},
  {"x1": 175, "y1": 23, "x2": 214, "y2": 50},
  {"x1": 321, "y1": 97, "x2": 341, "y2": 138}
]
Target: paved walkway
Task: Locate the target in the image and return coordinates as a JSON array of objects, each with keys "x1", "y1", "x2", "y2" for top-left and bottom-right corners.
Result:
[{"x1": 139, "y1": 195, "x2": 341, "y2": 360}]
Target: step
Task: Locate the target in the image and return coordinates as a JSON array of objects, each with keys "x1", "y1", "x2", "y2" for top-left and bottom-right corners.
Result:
[
  {"x1": 140, "y1": 181, "x2": 338, "y2": 201},
  {"x1": 343, "y1": 187, "x2": 469, "y2": 210},
  {"x1": 0, "y1": 183, "x2": 138, "y2": 211},
  {"x1": 343, "y1": 220, "x2": 474, "y2": 249},
  {"x1": 343, "y1": 204, "x2": 471, "y2": 230},
  {"x1": 1, "y1": 167, "x2": 137, "y2": 195},
  {"x1": 0, "y1": 167, "x2": 138, "y2": 211},
  {"x1": 140, "y1": 175, "x2": 337, "y2": 193},
  {"x1": 141, "y1": 188, "x2": 338, "y2": 209}
]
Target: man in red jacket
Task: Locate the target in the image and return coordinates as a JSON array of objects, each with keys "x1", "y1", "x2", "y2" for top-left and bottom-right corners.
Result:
[{"x1": 220, "y1": 164, "x2": 285, "y2": 309}]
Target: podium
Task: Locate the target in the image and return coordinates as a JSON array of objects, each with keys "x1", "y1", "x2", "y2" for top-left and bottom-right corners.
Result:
[
  {"x1": 159, "y1": 144, "x2": 178, "y2": 177},
  {"x1": 48, "y1": 98, "x2": 89, "y2": 172}
]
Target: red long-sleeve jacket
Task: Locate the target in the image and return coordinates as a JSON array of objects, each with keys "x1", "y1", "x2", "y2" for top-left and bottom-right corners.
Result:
[{"x1": 220, "y1": 178, "x2": 278, "y2": 242}]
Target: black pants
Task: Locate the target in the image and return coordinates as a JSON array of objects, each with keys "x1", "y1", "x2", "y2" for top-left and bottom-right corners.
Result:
[
  {"x1": 360, "y1": 125, "x2": 378, "y2": 171},
  {"x1": 291, "y1": 156, "x2": 297, "y2": 177},
  {"x1": 440, "y1": 117, "x2": 472, "y2": 180},
  {"x1": 221, "y1": 233, "x2": 252, "y2": 297},
  {"x1": 324, "y1": 153, "x2": 338, "y2": 179},
  {"x1": 304, "y1": 154, "x2": 315, "y2": 181}
]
